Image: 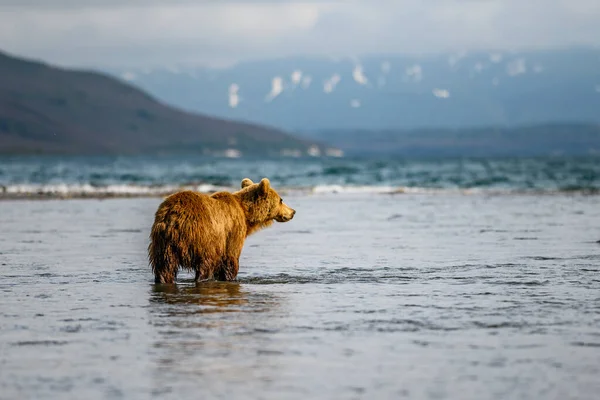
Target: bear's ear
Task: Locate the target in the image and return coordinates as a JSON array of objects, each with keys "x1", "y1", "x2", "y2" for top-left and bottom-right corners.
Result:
[
  {"x1": 241, "y1": 178, "x2": 254, "y2": 188},
  {"x1": 257, "y1": 178, "x2": 270, "y2": 195}
]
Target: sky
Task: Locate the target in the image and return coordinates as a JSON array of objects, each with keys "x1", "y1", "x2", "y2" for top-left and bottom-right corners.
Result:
[{"x1": 1, "y1": 0, "x2": 600, "y2": 68}]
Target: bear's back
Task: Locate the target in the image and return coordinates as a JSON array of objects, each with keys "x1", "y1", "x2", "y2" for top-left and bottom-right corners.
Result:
[
  {"x1": 157, "y1": 190, "x2": 244, "y2": 228},
  {"x1": 161, "y1": 190, "x2": 210, "y2": 216}
]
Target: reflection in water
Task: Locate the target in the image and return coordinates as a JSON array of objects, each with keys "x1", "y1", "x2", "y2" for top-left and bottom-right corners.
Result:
[
  {"x1": 147, "y1": 282, "x2": 282, "y2": 395},
  {"x1": 150, "y1": 281, "x2": 250, "y2": 314}
]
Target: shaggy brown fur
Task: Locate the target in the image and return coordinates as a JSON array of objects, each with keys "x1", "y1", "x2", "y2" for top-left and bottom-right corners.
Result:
[{"x1": 148, "y1": 178, "x2": 295, "y2": 283}]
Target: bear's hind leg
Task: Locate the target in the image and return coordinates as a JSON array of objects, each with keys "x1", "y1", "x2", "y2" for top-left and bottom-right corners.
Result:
[
  {"x1": 152, "y1": 244, "x2": 179, "y2": 284},
  {"x1": 155, "y1": 262, "x2": 178, "y2": 284},
  {"x1": 194, "y1": 268, "x2": 213, "y2": 282},
  {"x1": 214, "y1": 257, "x2": 239, "y2": 281},
  {"x1": 216, "y1": 232, "x2": 243, "y2": 281},
  {"x1": 193, "y1": 258, "x2": 216, "y2": 282}
]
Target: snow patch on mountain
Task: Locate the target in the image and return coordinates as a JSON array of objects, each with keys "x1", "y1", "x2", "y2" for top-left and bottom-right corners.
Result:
[
  {"x1": 489, "y1": 53, "x2": 503, "y2": 63},
  {"x1": 405, "y1": 64, "x2": 423, "y2": 82},
  {"x1": 507, "y1": 58, "x2": 527, "y2": 76},
  {"x1": 121, "y1": 71, "x2": 137, "y2": 82},
  {"x1": 301, "y1": 75, "x2": 312, "y2": 89},
  {"x1": 266, "y1": 76, "x2": 284, "y2": 101},
  {"x1": 381, "y1": 61, "x2": 391, "y2": 74},
  {"x1": 433, "y1": 88, "x2": 450, "y2": 98},
  {"x1": 352, "y1": 65, "x2": 368, "y2": 85},
  {"x1": 228, "y1": 83, "x2": 240, "y2": 108},
  {"x1": 324, "y1": 74, "x2": 341, "y2": 94},
  {"x1": 291, "y1": 70, "x2": 303, "y2": 85},
  {"x1": 448, "y1": 51, "x2": 467, "y2": 67}
]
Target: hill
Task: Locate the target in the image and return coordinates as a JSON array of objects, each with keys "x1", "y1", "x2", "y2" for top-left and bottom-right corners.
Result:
[
  {"x1": 106, "y1": 48, "x2": 600, "y2": 131},
  {"x1": 0, "y1": 51, "x2": 331, "y2": 156}
]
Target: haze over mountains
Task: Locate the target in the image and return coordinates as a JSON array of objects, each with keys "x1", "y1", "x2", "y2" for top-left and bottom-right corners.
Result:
[
  {"x1": 0, "y1": 51, "x2": 331, "y2": 156},
  {"x1": 1, "y1": 47, "x2": 599, "y2": 157},
  {"x1": 106, "y1": 48, "x2": 600, "y2": 132}
]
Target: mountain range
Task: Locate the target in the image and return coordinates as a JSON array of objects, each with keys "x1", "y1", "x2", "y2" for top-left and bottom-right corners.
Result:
[
  {"x1": 0, "y1": 51, "x2": 331, "y2": 156},
  {"x1": 2, "y1": 47, "x2": 599, "y2": 157},
  {"x1": 305, "y1": 124, "x2": 600, "y2": 157},
  {"x1": 105, "y1": 48, "x2": 600, "y2": 132}
]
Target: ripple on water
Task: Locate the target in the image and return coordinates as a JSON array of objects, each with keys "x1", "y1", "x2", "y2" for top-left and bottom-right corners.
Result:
[
  {"x1": 13, "y1": 340, "x2": 69, "y2": 347},
  {"x1": 571, "y1": 342, "x2": 600, "y2": 348},
  {"x1": 240, "y1": 273, "x2": 418, "y2": 285}
]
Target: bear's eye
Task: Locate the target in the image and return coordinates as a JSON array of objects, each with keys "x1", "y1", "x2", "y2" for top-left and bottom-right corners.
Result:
[{"x1": 280, "y1": 198, "x2": 283, "y2": 204}]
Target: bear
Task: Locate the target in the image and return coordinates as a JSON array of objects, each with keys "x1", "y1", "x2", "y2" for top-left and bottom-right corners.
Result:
[{"x1": 148, "y1": 177, "x2": 295, "y2": 284}]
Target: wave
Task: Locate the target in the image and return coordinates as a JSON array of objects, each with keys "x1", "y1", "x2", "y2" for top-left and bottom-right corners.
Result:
[
  {"x1": 0, "y1": 183, "x2": 230, "y2": 199},
  {"x1": 308, "y1": 185, "x2": 598, "y2": 196},
  {"x1": 310, "y1": 184, "x2": 498, "y2": 195},
  {"x1": 2, "y1": 156, "x2": 599, "y2": 199},
  {"x1": 1, "y1": 183, "x2": 598, "y2": 199}
]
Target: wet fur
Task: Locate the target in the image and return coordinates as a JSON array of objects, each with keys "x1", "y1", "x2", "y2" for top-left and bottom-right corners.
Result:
[{"x1": 148, "y1": 178, "x2": 295, "y2": 283}]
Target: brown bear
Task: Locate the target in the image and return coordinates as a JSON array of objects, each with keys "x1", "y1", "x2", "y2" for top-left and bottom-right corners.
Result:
[{"x1": 148, "y1": 177, "x2": 295, "y2": 283}]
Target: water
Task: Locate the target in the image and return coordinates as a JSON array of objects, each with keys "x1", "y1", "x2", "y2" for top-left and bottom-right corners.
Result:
[
  {"x1": 1, "y1": 156, "x2": 600, "y2": 399},
  {"x1": 1, "y1": 155, "x2": 600, "y2": 197}
]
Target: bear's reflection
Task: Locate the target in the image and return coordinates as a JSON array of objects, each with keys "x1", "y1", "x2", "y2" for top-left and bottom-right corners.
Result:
[
  {"x1": 147, "y1": 281, "x2": 283, "y2": 389},
  {"x1": 149, "y1": 281, "x2": 281, "y2": 318},
  {"x1": 151, "y1": 281, "x2": 249, "y2": 314}
]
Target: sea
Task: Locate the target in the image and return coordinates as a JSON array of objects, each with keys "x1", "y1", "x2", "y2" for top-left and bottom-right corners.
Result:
[
  {"x1": 1, "y1": 155, "x2": 600, "y2": 197},
  {"x1": 0, "y1": 154, "x2": 599, "y2": 400}
]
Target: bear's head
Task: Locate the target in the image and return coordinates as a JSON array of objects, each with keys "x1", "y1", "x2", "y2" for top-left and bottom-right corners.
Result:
[{"x1": 236, "y1": 178, "x2": 295, "y2": 233}]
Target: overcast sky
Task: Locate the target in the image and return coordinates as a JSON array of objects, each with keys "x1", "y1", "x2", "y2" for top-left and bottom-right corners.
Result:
[{"x1": 1, "y1": 0, "x2": 599, "y2": 68}]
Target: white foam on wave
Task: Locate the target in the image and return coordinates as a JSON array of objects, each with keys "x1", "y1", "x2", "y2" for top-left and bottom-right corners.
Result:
[
  {"x1": 1, "y1": 184, "x2": 594, "y2": 199},
  {"x1": 311, "y1": 185, "x2": 397, "y2": 194},
  {"x1": 1, "y1": 183, "x2": 231, "y2": 197},
  {"x1": 310, "y1": 185, "x2": 489, "y2": 195}
]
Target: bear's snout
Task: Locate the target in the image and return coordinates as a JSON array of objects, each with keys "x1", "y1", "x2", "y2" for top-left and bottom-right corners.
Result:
[{"x1": 276, "y1": 206, "x2": 296, "y2": 222}]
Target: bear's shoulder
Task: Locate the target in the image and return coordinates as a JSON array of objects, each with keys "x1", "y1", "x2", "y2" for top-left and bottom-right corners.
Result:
[{"x1": 210, "y1": 191, "x2": 237, "y2": 202}]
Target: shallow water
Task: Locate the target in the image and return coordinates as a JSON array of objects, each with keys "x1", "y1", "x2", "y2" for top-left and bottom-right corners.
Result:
[{"x1": 1, "y1": 193, "x2": 600, "y2": 399}]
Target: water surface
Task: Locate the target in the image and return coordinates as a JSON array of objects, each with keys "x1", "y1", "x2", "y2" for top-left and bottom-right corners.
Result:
[
  {"x1": 1, "y1": 192, "x2": 599, "y2": 399},
  {"x1": 1, "y1": 155, "x2": 599, "y2": 197}
]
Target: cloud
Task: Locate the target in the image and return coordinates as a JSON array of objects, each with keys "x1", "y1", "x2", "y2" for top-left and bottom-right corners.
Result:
[
  {"x1": 0, "y1": 1, "x2": 324, "y2": 67},
  {"x1": 1, "y1": 0, "x2": 600, "y2": 67}
]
